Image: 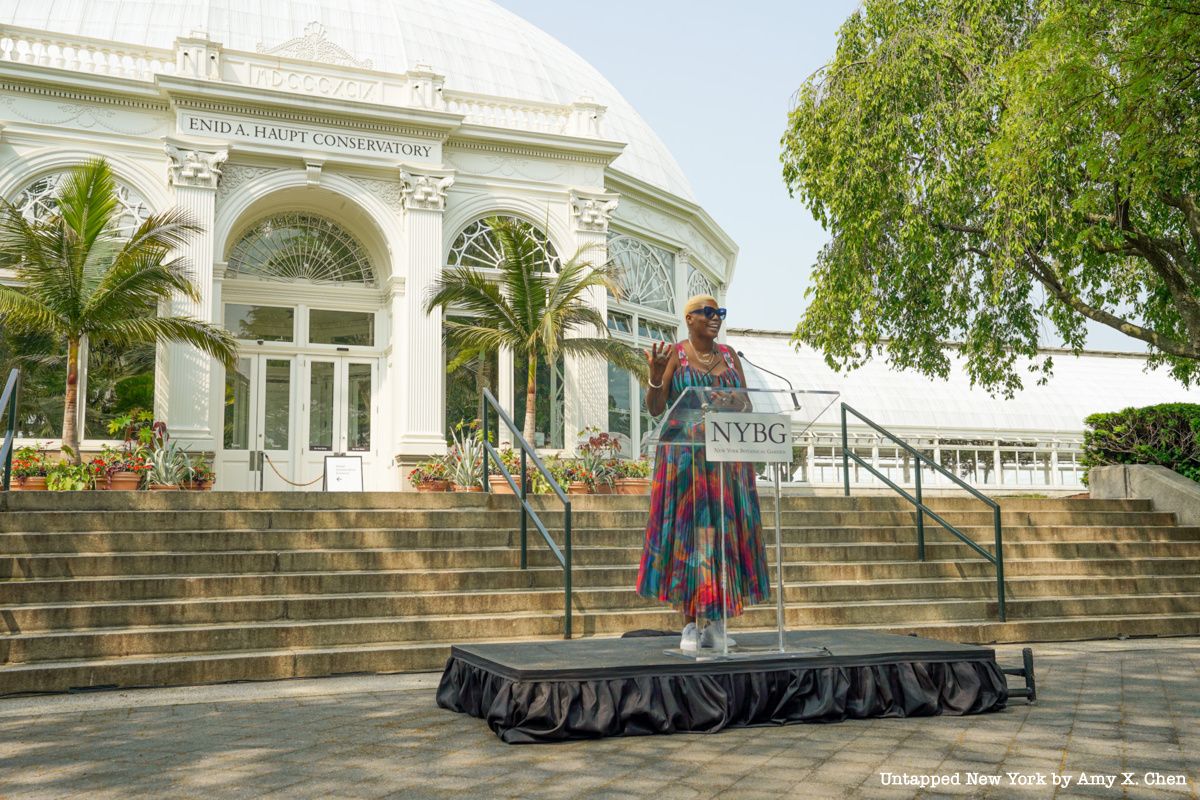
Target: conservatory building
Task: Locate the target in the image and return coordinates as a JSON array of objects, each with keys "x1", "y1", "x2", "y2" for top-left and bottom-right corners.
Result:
[{"x1": 0, "y1": 0, "x2": 735, "y2": 490}]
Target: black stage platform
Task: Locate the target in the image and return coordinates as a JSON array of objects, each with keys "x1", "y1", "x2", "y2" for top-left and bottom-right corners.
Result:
[{"x1": 437, "y1": 629, "x2": 1011, "y2": 743}]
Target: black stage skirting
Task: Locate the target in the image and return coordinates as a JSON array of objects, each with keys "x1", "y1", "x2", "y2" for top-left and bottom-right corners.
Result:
[{"x1": 437, "y1": 629, "x2": 1009, "y2": 743}]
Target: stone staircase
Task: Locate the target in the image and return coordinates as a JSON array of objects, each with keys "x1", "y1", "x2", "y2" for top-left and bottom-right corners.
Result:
[{"x1": 1, "y1": 491, "x2": 1198, "y2": 694}]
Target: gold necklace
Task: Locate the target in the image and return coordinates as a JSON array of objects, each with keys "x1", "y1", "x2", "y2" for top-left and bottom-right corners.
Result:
[{"x1": 690, "y1": 343, "x2": 715, "y2": 365}]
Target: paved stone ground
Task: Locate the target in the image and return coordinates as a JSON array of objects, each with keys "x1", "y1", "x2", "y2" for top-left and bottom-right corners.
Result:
[{"x1": 1, "y1": 639, "x2": 1198, "y2": 800}]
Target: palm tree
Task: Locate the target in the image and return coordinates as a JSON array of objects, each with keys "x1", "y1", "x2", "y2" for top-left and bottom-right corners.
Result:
[
  {"x1": 425, "y1": 216, "x2": 645, "y2": 445},
  {"x1": 0, "y1": 159, "x2": 238, "y2": 463}
]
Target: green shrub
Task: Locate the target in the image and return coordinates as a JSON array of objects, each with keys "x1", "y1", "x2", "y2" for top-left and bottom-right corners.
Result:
[{"x1": 1082, "y1": 403, "x2": 1200, "y2": 484}]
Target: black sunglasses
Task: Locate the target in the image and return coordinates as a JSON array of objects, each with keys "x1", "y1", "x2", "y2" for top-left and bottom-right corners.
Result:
[{"x1": 691, "y1": 306, "x2": 727, "y2": 320}]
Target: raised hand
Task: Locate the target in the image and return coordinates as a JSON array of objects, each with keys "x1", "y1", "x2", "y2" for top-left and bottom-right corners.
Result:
[{"x1": 646, "y1": 340, "x2": 671, "y2": 385}]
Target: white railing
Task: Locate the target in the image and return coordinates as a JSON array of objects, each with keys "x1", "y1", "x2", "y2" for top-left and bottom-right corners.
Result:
[
  {"x1": 0, "y1": 25, "x2": 176, "y2": 82},
  {"x1": 443, "y1": 91, "x2": 572, "y2": 135},
  {"x1": 794, "y1": 429, "x2": 1088, "y2": 491}
]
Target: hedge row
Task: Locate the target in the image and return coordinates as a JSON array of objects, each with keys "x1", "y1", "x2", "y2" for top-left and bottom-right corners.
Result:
[{"x1": 1082, "y1": 403, "x2": 1200, "y2": 484}]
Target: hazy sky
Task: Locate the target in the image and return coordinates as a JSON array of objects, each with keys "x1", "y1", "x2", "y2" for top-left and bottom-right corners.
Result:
[{"x1": 496, "y1": 0, "x2": 1145, "y2": 354}]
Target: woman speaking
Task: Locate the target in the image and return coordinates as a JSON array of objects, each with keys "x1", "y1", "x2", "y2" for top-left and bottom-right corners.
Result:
[{"x1": 636, "y1": 294, "x2": 770, "y2": 651}]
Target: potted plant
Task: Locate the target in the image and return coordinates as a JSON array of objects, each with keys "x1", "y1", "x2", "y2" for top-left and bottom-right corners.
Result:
[
  {"x1": 489, "y1": 445, "x2": 523, "y2": 495},
  {"x1": 448, "y1": 420, "x2": 484, "y2": 491},
  {"x1": 409, "y1": 458, "x2": 451, "y2": 492},
  {"x1": 145, "y1": 439, "x2": 189, "y2": 490},
  {"x1": 46, "y1": 451, "x2": 94, "y2": 491},
  {"x1": 186, "y1": 456, "x2": 216, "y2": 491},
  {"x1": 565, "y1": 462, "x2": 593, "y2": 495},
  {"x1": 615, "y1": 457, "x2": 653, "y2": 494},
  {"x1": 576, "y1": 427, "x2": 619, "y2": 493},
  {"x1": 10, "y1": 444, "x2": 49, "y2": 491},
  {"x1": 104, "y1": 410, "x2": 154, "y2": 489}
]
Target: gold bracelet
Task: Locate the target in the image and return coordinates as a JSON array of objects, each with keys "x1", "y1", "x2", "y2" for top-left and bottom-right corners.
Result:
[{"x1": 648, "y1": 378, "x2": 663, "y2": 389}]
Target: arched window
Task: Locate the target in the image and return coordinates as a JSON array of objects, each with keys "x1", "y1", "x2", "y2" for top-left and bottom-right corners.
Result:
[
  {"x1": 688, "y1": 265, "x2": 719, "y2": 299},
  {"x1": 11, "y1": 171, "x2": 152, "y2": 237},
  {"x1": 227, "y1": 213, "x2": 375, "y2": 286},
  {"x1": 447, "y1": 216, "x2": 561, "y2": 272},
  {"x1": 607, "y1": 234, "x2": 675, "y2": 312}
]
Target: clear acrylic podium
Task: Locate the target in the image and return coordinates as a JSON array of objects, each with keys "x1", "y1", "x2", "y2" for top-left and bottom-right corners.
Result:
[{"x1": 641, "y1": 386, "x2": 840, "y2": 660}]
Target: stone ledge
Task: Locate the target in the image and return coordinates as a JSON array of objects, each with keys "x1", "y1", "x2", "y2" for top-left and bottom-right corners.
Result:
[{"x1": 1090, "y1": 464, "x2": 1200, "y2": 526}]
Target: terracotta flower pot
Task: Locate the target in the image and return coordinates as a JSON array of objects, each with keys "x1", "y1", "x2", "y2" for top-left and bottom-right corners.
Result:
[
  {"x1": 488, "y1": 474, "x2": 522, "y2": 495},
  {"x1": 148, "y1": 483, "x2": 179, "y2": 491},
  {"x1": 453, "y1": 484, "x2": 483, "y2": 492},
  {"x1": 12, "y1": 476, "x2": 48, "y2": 491},
  {"x1": 616, "y1": 477, "x2": 651, "y2": 495},
  {"x1": 416, "y1": 480, "x2": 451, "y2": 493},
  {"x1": 105, "y1": 471, "x2": 141, "y2": 491},
  {"x1": 593, "y1": 482, "x2": 615, "y2": 495},
  {"x1": 567, "y1": 481, "x2": 591, "y2": 495}
]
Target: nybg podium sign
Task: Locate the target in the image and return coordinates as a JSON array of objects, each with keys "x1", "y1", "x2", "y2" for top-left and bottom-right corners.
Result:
[{"x1": 704, "y1": 412, "x2": 792, "y2": 463}]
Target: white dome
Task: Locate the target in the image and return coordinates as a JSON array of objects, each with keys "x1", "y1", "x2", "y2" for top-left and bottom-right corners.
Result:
[{"x1": 3, "y1": 0, "x2": 696, "y2": 200}]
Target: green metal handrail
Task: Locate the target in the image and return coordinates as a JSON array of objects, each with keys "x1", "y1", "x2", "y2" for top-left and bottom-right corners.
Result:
[
  {"x1": 840, "y1": 402, "x2": 1006, "y2": 622},
  {"x1": 1, "y1": 369, "x2": 21, "y2": 492},
  {"x1": 479, "y1": 388, "x2": 573, "y2": 638}
]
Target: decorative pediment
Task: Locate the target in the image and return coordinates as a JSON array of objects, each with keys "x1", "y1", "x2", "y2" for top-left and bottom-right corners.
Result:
[{"x1": 257, "y1": 22, "x2": 373, "y2": 70}]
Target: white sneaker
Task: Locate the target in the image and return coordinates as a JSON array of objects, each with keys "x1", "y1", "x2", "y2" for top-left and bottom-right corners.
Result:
[
  {"x1": 701, "y1": 620, "x2": 736, "y2": 649},
  {"x1": 680, "y1": 622, "x2": 700, "y2": 652}
]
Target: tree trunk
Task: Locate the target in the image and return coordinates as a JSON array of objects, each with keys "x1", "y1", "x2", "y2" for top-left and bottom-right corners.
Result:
[
  {"x1": 61, "y1": 337, "x2": 81, "y2": 465},
  {"x1": 475, "y1": 352, "x2": 493, "y2": 415},
  {"x1": 523, "y1": 356, "x2": 537, "y2": 446}
]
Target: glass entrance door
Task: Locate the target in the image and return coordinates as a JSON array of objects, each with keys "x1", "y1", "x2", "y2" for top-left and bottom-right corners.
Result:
[
  {"x1": 300, "y1": 356, "x2": 376, "y2": 488},
  {"x1": 218, "y1": 355, "x2": 296, "y2": 491}
]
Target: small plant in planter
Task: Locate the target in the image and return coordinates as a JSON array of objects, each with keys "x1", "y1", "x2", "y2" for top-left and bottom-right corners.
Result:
[
  {"x1": 564, "y1": 462, "x2": 594, "y2": 495},
  {"x1": 409, "y1": 458, "x2": 451, "y2": 492},
  {"x1": 576, "y1": 427, "x2": 620, "y2": 493},
  {"x1": 489, "y1": 445, "x2": 523, "y2": 494},
  {"x1": 187, "y1": 456, "x2": 216, "y2": 491},
  {"x1": 10, "y1": 444, "x2": 49, "y2": 491},
  {"x1": 447, "y1": 420, "x2": 484, "y2": 491},
  {"x1": 615, "y1": 456, "x2": 653, "y2": 494},
  {"x1": 46, "y1": 449, "x2": 95, "y2": 491},
  {"x1": 145, "y1": 440, "x2": 190, "y2": 490},
  {"x1": 528, "y1": 454, "x2": 567, "y2": 495},
  {"x1": 105, "y1": 409, "x2": 155, "y2": 489}
]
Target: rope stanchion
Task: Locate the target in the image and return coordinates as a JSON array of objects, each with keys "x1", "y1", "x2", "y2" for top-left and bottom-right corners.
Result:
[{"x1": 263, "y1": 453, "x2": 326, "y2": 488}]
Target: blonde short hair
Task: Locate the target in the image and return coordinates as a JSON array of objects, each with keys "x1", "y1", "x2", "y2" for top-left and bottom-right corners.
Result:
[{"x1": 683, "y1": 294, "x2": 719, "y2": 314}]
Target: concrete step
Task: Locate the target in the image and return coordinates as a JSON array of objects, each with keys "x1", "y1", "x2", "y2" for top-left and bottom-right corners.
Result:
[
  {"x1": 10, "y1": 576, "x2": 1200, "y2": 632},
  {"x1": 0, "y1": 491, "x2": 1154, "y2": 513},
  {"x1": 1, "y1": 524, "x2": 1194, "y2": 555},
  {"x1": 0, "y1": 507, "x2": 1175, "y2": 533},
  {"x1": 7, "y1": 539, "x2": 1199, "y2": 579},
  {"x1": 8, "y1": 556, "x2": 1200, "y2": 606},
  {"x1": 5, "y1": 592, "x2": 1200, "y2": 664}
]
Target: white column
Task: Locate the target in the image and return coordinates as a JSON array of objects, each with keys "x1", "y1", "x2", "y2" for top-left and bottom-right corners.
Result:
[
  {"x1": 395, "y1": 168, "x2": 455, "y2": 459},
  {"x1": 161, "y1": 142, "x2": 227, "y2": 448},
  {"x1": 564, "y1": 190, "x2": 619, "y2": 451},
  {"x1": 674, "y1": 248, "x2": 692, "y2": 341},
  {"x1": 497, "y1": 345, "x2": 515, "y2": 448}
]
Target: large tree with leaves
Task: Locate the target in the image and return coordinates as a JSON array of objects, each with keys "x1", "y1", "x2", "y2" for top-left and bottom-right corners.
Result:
[
  {"x1": 782, "y1": 0, "x2": 1200, "y2": 394},
  {"x1": 0, "y1": 159, "x2": 238, "y2": 462},
  {"x1": 425, "y1": 216, "x2": 645, "y2": 444}
]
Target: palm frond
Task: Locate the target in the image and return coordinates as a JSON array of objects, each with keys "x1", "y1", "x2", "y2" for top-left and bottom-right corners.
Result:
[
  {"x1": 85, "y1": 253, "x2": 199, "y2": 324},
  {"x1": 425, "y1": 266, "x2": 518, "y2": 329},
  {"x1": 99, "y1": 316, "x2": 239, "y2": 369},
  {"x1": 119, "y1": 208, "x2": 201, "y2": 255},
  {"x1": 56, "y1": 159, "x2": 120, "y2": 261},
  {"x1": 559, "y1": 337, "x2": 650, "y2": 379},
  {"x1": 443, "y1": 320, "x2": 524, "y2": 355},
  {"x1": 0, "y1": 285, "x2": 66, "y2": 336}
]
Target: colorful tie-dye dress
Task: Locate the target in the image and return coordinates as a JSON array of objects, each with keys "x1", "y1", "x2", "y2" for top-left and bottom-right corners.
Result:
[{"x1": 636, "y1": 343, "x2": 770, "y2": 621}]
